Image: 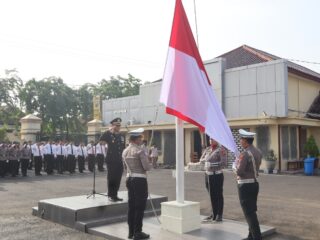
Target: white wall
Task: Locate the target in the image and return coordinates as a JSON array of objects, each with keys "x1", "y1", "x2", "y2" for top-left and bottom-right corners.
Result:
[
  {"x1": 102, "y1": 82, "x2": 174, "y2": 126},
  {"x1": 204, "y1": 57, "x2": 226, "y2": 108},
  {"x1": 224, "y1": 59, "x2": 288, "y2": 119},
  {"x1": 102, "y1": 59, "x2": 289, "y2": 125}
]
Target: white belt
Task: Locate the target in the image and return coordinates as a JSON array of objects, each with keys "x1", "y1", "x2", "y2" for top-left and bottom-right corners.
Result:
[
  {"x1": 206, "y1": 170, "x2": 223, "y2": 175},
  {"x1": 127, "y1": 173, "x2": 147, "y2": 178},
  {"x1": 237, "y1": 179, "x2": 257, "y2": 184}
]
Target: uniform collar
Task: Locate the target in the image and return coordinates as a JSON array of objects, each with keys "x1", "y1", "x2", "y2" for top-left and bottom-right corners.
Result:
[{"x1": 129, "y1": 143, "x2": 139, "y2": 147}]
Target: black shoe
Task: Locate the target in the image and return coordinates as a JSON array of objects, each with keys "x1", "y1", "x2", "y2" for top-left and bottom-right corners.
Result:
[
  {"x1": 128, "y1": 233, "x2": 134, "y2": 239},
  {"x1": 114, "y1": 196, "x2": 123, "y2": 201},
  {"x1": 245, "y1": 233, "x2": 253, "y2": 240},
  {"x1": 215, "y1": 215, "x2": 223, "y2": 222},
  {"x1": 202, "y1": 214, "x2": 215, "y2": 222},
  {"x1": 108, "y1": 197, "x2": 117, "y2": 202},
  {"x1": 133, "y1": 232, "x2": 150, "y2": 240}
]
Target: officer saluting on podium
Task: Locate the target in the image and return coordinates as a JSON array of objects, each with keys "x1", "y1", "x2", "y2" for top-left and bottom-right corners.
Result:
[
  {"x1": 100, "y1": 117, "x2": 125, "y2": 202},
  {"x1": 123, "y1": 128, "x2": 150, "y2": 240},
  {"x1": 235, "y1": 129, "x2": 262, "y2": 240}
]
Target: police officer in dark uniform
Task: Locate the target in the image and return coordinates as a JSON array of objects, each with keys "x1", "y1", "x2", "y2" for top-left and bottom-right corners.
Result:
[
  {"x1": 0, "y1": 143, "x2": 8, "y2": 178},
  {"x1": 235, "y1": 129, "x2": 262, "y2": 240},
  {"x1": 100, "y1": 117, "x2": 125, "y2": 202},
  {"x1": 123, "y1": 128, "x2": 151, "y2": 240}
]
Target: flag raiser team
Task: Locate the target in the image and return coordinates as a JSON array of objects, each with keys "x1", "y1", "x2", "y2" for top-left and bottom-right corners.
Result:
[{"x1": 160, "y1": 0, "x2": 263, "y2": 239}]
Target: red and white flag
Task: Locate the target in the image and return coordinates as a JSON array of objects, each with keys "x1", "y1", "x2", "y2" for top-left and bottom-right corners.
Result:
[{"x1": 160, "y1": 0, "x2": 237, "y2": 153}]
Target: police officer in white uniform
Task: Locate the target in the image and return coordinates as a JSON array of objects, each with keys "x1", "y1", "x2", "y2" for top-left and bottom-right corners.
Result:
[
  {"x1": 31, "y1": 142, "x2": 43, "y2": 176},
  {"x1": 77, "y1": 142, "x2": 87, "y2": 173},
  {"x1": 66, "y1": 141, "x2": 77, "y2": 173},
  {"x1": 44, "y1": 140, "x2": 55, "y2": 175},
  {"x1": 95, "y1": 141, "x2": 106, "y2": 172}
]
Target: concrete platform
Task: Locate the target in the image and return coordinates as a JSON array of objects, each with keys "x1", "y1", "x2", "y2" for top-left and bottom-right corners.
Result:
[
  {"x1": 89, "y1": 216, "x2": 276, "y2": 240},
  {"x1": 32, "y1": 191, "x2": 167, "y2": 232}
]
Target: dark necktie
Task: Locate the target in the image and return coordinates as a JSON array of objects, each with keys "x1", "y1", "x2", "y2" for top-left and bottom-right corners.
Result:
[
  {"x1": 71, "y1": 144, "x2": 73, "y2": 155},
  {"x1": 50, "y1": 145, "x2": 52, "y2": 154},
  {"x1": 81, "y1": 147, "x2": 84, "y2": 156},
  {"x1": 60, "y1": 145, "x2": 63, "y2": 155}
]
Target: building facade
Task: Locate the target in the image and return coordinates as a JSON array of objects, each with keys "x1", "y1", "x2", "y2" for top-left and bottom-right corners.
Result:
[{"x1": 100, "y1": 45, "x2": 320, "y2": 171}]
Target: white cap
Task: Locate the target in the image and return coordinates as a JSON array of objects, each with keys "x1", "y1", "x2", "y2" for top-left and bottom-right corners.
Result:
[
  {"x1": 239, "y1": 129, "x2": 256, "y2": 139},
  {"x1": 129, "y1": 128, "x2": 144, "y2": 136}
]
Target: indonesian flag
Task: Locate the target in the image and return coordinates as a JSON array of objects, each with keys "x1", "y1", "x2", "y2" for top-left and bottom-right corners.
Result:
[{"x1": 160, "y1": 0, "x2": 237, "y2": 153}]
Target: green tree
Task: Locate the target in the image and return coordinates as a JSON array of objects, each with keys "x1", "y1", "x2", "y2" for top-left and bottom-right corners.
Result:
[
  {"x1": 304, "y1": 135, "x2": 319, "y2": 157},
  {"x1": 0, "y1": 69, "x2": 24, "y2": 127},
  {"x1": 94, "y1": 74, "x2": 142, "y2": 100},
  {"x1": 0, "y1": 126, "x2": 7, "y2": 142},
  {"x1": 19, "y1": 77, "x2": 80, "y2": 138},
  {"x1": 76, "y1": 83, "x2": 95, "y2": 123},
  {"x1": 0, "y1": 69, "x2": 23, "y2": 108}
]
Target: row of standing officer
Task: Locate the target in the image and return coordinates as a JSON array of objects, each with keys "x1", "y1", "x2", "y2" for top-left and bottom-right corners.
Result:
[
  {"x1": 0, "y1": 142, "x2": 32, "y2": 177},
  {"x1": 30, "y1": 141, "x2": 108, "y2": 175},
  {"x1": 0, "y1": 140, "x2": 108, "y2": 177},
  {"x1": 30, "y1": 141, "x2": 94, "y2": 175}
]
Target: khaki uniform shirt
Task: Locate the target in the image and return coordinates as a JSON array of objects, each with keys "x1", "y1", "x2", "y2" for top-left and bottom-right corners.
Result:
[
  {"x1": 236, "y1": 145, "x2": 262, "y2": 180},
  {"x1": 201, "y1": 146, "x2": 227, "y2": 173},
  {"x1": 20, "y1": 146, "x2": 31, "y2": 159},
  {"x1": 8, "y1": 146, "x2": 19, "y2": 161},
  {"x1": 0, "y1": 145, "x2": 7, "y2": 161},
  {"x1": 122, "y1": 143, "x2": 151, "y2": 175}
]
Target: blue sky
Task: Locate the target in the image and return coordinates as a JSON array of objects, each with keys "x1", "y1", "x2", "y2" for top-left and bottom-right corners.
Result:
[{"x1": 0, "y1": 0, "x2": 319, "y2": 86}]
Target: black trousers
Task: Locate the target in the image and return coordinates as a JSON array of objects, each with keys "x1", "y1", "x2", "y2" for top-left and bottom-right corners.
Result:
[
  {"x1": 34, "y1": 156, "x2": 42, "y2": 175},
  {"x1": 106, "y1": 161, "x2": 123, "y2": 198},
  {"x1": 44, "y1": 154, "x2": 54, "y2": 174},
  {"x1": 56, "y1": 155, "x2": 64, "y2": 173},
  {"x1": 67, "y1": 155, "x2": 76, "y2": 173},
  {"x1": 78, "y1": 156, "x2": 85, "y2": 173},
  {"x1": 28, "y1": 154, "x2": 33, "y2": 170},
  {"x1": 126, "y1": 177, "x2": 148, "y2": 235},
  {"x1": 205, "y1": 173, "x2": 224, "y2": 218},
  {"x1": 63, "y1": 156, "x2": 68, "y2": 172},
  {"x1": 20, "y1": 158, "x2": 30, "y2": 176},
  {"x1": 238, "y1": 182, "x2": 261, "y2": 240},
  {"x1": 0, "y1": 160, "x2": 7, "y2": 177},
  {"x1": 9, "y1": 160, "x2": 19, "y2": 177},
  {"x1": 88, "y1": 154, "x2": 95, "y2": 172},
  {"x1": 96, "y1": 154, "x2": 105, "y2": 171}
]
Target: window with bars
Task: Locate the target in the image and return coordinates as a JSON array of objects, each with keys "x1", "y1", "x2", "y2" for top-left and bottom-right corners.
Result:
[{"x1": 281, "y1": 126, "x2": 298, "y2": 160}]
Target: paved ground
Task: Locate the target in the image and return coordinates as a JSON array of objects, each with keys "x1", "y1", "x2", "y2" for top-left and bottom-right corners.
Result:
[{"x1": 0, "y1": 168, "x2": 319, "y2": 240}]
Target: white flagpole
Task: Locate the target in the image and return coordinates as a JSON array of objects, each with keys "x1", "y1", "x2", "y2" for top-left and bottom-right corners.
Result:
[{"x1": 176, "y1": 117, "x2": 184, "y2": 203}]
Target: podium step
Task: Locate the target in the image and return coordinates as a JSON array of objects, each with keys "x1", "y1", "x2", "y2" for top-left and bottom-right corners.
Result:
[{"x1": 32, "y1": 191, "x2": 167, "y2": 231}]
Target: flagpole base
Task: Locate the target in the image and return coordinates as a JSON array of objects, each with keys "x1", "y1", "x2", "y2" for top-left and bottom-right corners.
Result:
[{"x1": 161, "y1": 201, "x2": 200, "y2": 234}]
